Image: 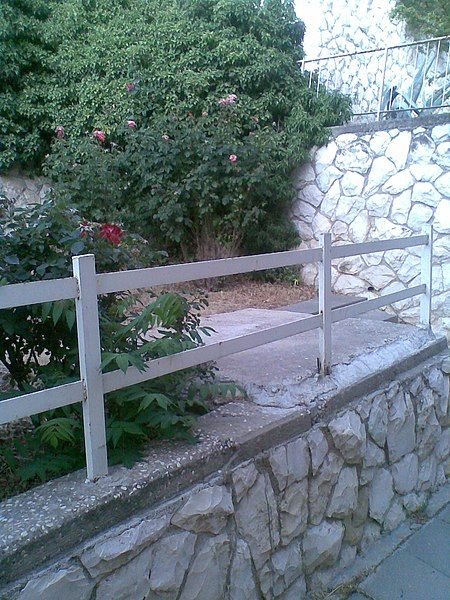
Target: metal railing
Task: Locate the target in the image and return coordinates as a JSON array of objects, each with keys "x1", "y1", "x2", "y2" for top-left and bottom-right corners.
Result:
[
  {"x1": 300, "y1": 35, "x2": 450, "y2": 121},
  {"x1": 0, "y1": 227, "x2": 434, "y2": 480}
]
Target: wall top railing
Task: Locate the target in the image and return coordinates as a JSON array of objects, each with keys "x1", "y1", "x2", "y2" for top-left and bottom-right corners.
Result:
[
  {"x1": 300, "y1": 35, "x2": 450, "y2": 121},
  {"x1": 0, "y1": 228, "x2": 434, "y2": 480}
]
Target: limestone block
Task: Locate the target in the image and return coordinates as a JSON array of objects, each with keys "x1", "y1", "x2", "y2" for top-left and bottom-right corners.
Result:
[
  {"x1": 292, "y1": 199, "x2": 316, "y2": 224},
  {"x1": 309, "y1": 453, "x2": 344, "y2": 525},
  {"x1": 280, "y1": 576, "x2": 307, "y2": 600},
  {"x1": 335, "y1": 195, "x2": 359, "y2": 224},
  {"x1": 434, "y1": 173, "x2": 450, "y2": 198},
  {"x1": 366, "y1": 193, "x2": 390, "y2": 217},
  {"x1": 96, "y1": 548, "x2": 153, "y2": 600},
  {"x1": 387, "y1": 391, "x2": 416, "y2": 462},
  {"x1": 434, "y1": 199, "x2": 450, "y2": 234},
  {"x1": 321, "y1": 179, "x2": 341, "y2": 217},
  {"x1": 391, "y1": 452, "x2": 419, "y2": 494},
  {"x1": 371, "y1": 218, "x2": 407, "y2": 240},
  {"x1": 334, "y1": 273, "x2": 368, "y2": 295},
  {"x1": 397, "y1": 253, "x2": 421, "y2": 284},
  {"x1": 315, "y1": 141, "x2": 338, "y2": 174},
  {"x1": 407, "y1": 202, "x2": 433, "y2": 231},
  {"x1": 435, "y1": 428, "x2": 450, "y2": 461},
  {"x1": 299, "y1": 183, "x2": 323, "y2": 207},
  {"x1": 365, "y1": 156, "x2": 396, "y2": 194},
  {"x1": 317, "y1": 166, "x2": 343, "y2": 193},
  {"x1": 149, "y1": 531, "x2": 196, "y2": 595},
  {"x1": 179, "y1": 534, "x2": 230, "y2": 600},
  {"x1": 335, "y1": 141, "x2": 372, "y2": 174},
  {"x1": 410, "y1": 163, "x2": 442, "y2": 182},
  {"x1": 171, "y1": 485, "x2": 233, "y2": 534},
  {"x1": 295, "y1": 163, "x2": 315, "y2": 185},
  {"x1": 328, "y1": 411, "x2": 366, "y2": 463},
  {"x1": 417, "y1": 407, "x2": 441, "y2": 459},
  {"x1": 369, "y1": 131, "x2": 391, "y2": 154},
  {"x1": 271, "y1": 541, "x2": 303, "y2": 597},
  {"x1": 431, "y1": 124, "x2": 450, "y2": 141},
  {"x1": 17, "y1": 566, "x2": 94, "y2": 600},
  {"x1": 417, "y1": 455, "x2": 437, "y2": 491},
  {"x1": 349, "y1": 210, "x2": 370, "y2": 243},
  {"x1": 235, "y1": 473, "x2": 280, "y2": 570},
  {"x1": 295, "y1": 220, "x2": 314, "y2": 241},
  {"x1": 269, "y1": 438, "x2": 309, "y2": 491},
  {"x1": 363, "y1": 440, "x2": 385, "y2": 468},
  {"x1": 229, "y1": 539, "x2": 259, "y2": 600},
  {"x1": 402, "y1": 491, "x2": 427, "y2": 513},
  {"x1": 280, "y1": 478, "x2": 309, "y2": 545},
  {"x1": 369, "y1": 468, "x2": 394, "y2": 523},
  {"x1": 302, "y1": 521, "x2": 344, "y2": 574},
  {"x1": 232, "y1": 462, "x2": 258, "y2": 502},
  {"x1": 81, "y1": 516, "x2": 167, "y2": 577},
  {"x1": 312, "y1": 212, "x2": 332, "y2": 237},
  {"x1": 382, "y1": 170, "x2": 414, "y2": 195},
  {"x1": 341, "y1": 171, "x2": 365, "y2": 196},
  {"x1": 434, "y1": 141, "x2": 450, "y2": 168},
  {"x1": 326, "y1": 466, "x2": 359, "y2": 518},
  {"x1": 411, "y1": 182, "x2": 441, "y2": 207},
  {"x1": 360, "y1": 264, "x2": 396, "y2": 289},
  {"x1": 383, "y1": 500, "x2": 405, "y2": 532},
  {"x1": 360, "y1": 521, "x2": 381, "y2": 554},
  {"x1": 385, "y1": 130, "x2": 411, "y2": 169},
  {"x1": 308, "y1": 428, "x2": 329, "y2": 475},
  {"x1": 335, "y1": 133, "x2": 358, "y2": 147},
  {"x1": 409, "y1": 133, "x2": 435, "y2": 164}
]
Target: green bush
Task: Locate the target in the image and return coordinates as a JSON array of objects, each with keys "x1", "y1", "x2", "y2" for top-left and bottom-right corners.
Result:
[
  {"x1": 391, "y1": 1, "x2": 450, "y2": 37},
  {"x1": 1, "y1": 0, "x2": 350, "y2": 259},
  {"x1": 0, "y1": 198, "x2": 235, "y2": 497}
]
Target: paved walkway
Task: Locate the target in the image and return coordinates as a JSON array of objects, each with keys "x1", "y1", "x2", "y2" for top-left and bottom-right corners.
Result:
[{"x1": 349, "y1": 503, "x2": 450, "y2": 600}]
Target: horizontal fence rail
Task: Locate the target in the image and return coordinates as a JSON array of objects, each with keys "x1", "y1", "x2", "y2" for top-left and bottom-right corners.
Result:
[
  {"x1": 0, "y1": 228, "x2": 434, "y2": 479},
  {"x1": 300, "y1": 35, "x2": 450, "y2": 121}
]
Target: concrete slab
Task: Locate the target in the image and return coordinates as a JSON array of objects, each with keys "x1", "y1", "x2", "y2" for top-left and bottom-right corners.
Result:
[
  {"x1": 439, "y1": 504, "x2": 450, "y2": 525},
  {"x1": 202, "y1": 309, "x2": 446, "y2": 409},
  {"x1": 403, "y1": 517, "x2": 450, "y2": 577},
  {"x1": 358, "y1": 548, "x2": 450, "y2": 600},
  {"x1": 282, "y1": 294, "x2": 366, "y2": 314}
]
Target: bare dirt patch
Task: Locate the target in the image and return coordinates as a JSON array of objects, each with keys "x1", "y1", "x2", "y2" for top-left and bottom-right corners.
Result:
[{"x1": 141, "y1": 276, "x2": 316, "y2": 316}]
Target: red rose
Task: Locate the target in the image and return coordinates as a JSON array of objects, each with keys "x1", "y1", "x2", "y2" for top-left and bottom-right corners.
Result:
[
  {"x1": 126, "y1": 83, "x2": 136, "y2": 92},
  {"x1": 99, "y1": 224, "x2": 123, "y2": 245},
  {"x1": 127, "y1": 120, "x2": 137, "y2": 129},
  {"x1": 55, "y1": 125, "x2": 65, "y2": 139},
  {"x1": 93, "y1": 130, "x2": 106, "y2": 143}
]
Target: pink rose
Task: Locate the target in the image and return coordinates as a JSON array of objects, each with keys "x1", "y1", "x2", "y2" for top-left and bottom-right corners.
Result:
[
  {"x1": 126, "y1": 83, "x2": 135, "y2": 92},
  {"x1": 161, "y1": 134, "x2": 170, "y2": 141},
  {"x1": 55, "y1": 125, "x2": 65, "y2": 139},
  {"x1": 229, "y1": 154, "x2": 238, "y2": 164},
  {"x1": 93, "y1": 130, "x2": 106, "y2": 143},
  {"x1": 218, "y1": 93, "x2": 237, "y2": 106},
  {"x1": 127, "y1": 120, "x2": 137, "y2": 129}
]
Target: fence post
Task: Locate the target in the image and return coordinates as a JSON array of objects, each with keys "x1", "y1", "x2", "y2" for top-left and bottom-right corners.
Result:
[
  {"x1": 420, "y1": 225, "x2": 433, "y2": 330},
  {"x1": 318, "y1": 233, "x2": 332, "y2": 375},
  {"x1": 72, "y1": 254, "x2": 108, "y2": 480}
]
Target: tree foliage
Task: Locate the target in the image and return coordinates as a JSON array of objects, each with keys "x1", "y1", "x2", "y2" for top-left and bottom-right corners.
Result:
[{"x1": 391, "y1": 0, "x2": 450, "y2": 38}]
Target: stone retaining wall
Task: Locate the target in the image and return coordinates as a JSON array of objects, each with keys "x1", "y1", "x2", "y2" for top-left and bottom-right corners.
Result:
[
  {"x1": 3, "y1": 354, "x2": 449, "y2": 600},
  {"x1": 0, "y1": 171, "x2": 49, "y2": 206},
  {"x1": 293, "y1": 116, "x2": 450, "y2": 335}
]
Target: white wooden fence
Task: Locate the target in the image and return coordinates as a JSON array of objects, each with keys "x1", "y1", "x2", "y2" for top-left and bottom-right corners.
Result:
[{"x1": 0, "y1": 228, "x2": 433, "y2": 480}]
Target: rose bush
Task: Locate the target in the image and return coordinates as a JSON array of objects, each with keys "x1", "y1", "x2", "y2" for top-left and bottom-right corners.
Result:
[{"x1": 0, "y1": 197, "x2": 236, "y2": 498}]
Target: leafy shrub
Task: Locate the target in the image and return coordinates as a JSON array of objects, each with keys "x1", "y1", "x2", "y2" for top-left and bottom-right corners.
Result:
[
  {"x1": 391, "y1": 1, "x2": 450, "y2": 37},
  {"x1": 0, "y1": 198, "x2": 235, "y2": 498}
]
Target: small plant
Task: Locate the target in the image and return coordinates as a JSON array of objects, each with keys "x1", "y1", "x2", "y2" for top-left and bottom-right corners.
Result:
[{"x1": 0, "y1": 198, "x2": 238, "y2": 498}]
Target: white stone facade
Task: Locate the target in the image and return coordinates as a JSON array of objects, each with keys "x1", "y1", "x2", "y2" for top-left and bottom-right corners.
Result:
[
  {"x1": 293, "y1": 119, "x2": 450, "y2": 335},
  {"x1": 3, "y1": 358, "x2": 449, "y2": 599}
]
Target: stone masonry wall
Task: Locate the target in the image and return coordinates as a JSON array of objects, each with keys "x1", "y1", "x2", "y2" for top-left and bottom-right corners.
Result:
[
  {"x1": 293, "y1": 118, "x2": 450, "y2": 335},
  {"x1": 3, "y1": 356, "x2": 450, "y2": 600},
  {"x1": 0, "y1": 171, "x2": 50, "y2": 206}
]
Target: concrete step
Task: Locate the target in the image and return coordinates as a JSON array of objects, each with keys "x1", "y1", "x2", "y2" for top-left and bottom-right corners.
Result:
[
  {"x1": 282, "y1": 294, "x2": 367, "y2": 314},
  {"x1": 281, "y1": 294, "x2": 398, "y2": 323}
]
